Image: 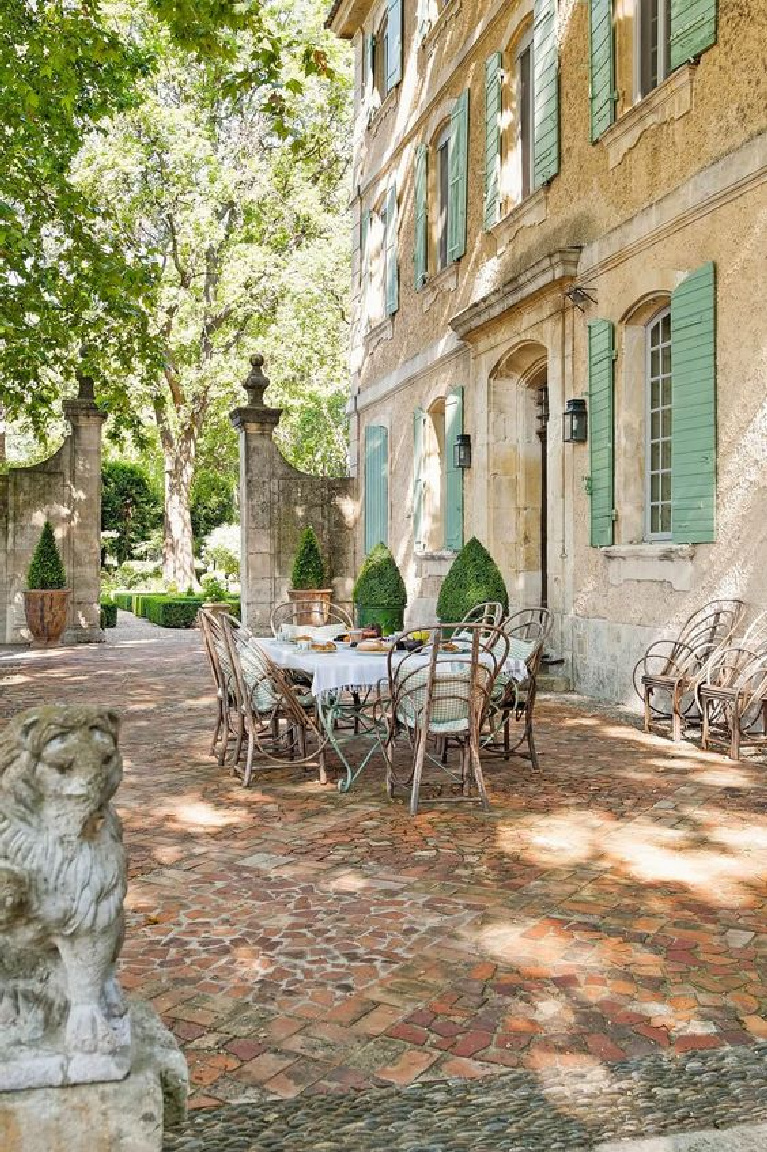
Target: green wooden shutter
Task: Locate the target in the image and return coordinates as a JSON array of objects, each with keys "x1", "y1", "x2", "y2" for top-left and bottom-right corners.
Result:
[
  {"x1": 385, "y1": 183, "x2": 398, "y2": 316},
  {"x1": 447, "y1": 90, "x2": 469, "y2": 263},
  {"x1": 533, "y1": 0, "x2": 559, "y2": 188},
  {"x1": 386, "y1": 0, "x2": 402, "y2": 90},
  {"x1": 588, "y1": 320, "x2": 615, "y2": 547},
  {"x1": 484, "y1": 52, "x2": 502, "y2": 231},
  {"x1": 670, "y1": 262, "x2": 716, "y2": 543},
  {"x1": 365, "y1": 34, "x2": 375, "y2": 98},
  {"x1": 670, "y1": 0, "x2": 717, "y2": 69},
  {"x1": 444, "y1": 388, "x2": 464, "y2": 551},
  {"x1": 413, "y1": 408, "x2": 425, "y2": 550},
  {"x1": 414, "y1": 144, "x2": 428, "y2": 290},
  {"x1": 364, "y1": 425, "x2": 389, "y2": 553},
  {"x1": 589, "y1": 0, "x2": 616, "y2": 141}
]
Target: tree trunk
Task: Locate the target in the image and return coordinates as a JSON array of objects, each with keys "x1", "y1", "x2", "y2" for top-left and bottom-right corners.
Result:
[{"x1": 163, "y1": 435, "x2": 196, "y2": 590}]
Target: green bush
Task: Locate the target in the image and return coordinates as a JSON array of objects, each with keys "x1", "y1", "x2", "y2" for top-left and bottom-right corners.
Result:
[
  {"x1": 102, "y1": 461, "x2": 162, "y2": 565},
  {"x1": 143, "y1": 596, "x2": 240, "y2": 629},
  {"x1": 353, "y1": 544, "x2": 407, "y2": 608},
  {"x1": 27, "y1": 521, "x2": 67, "y2": 590},
  {"x1": 201, "y1": 575, "x2": 228, "y2": 602},
  {"x1": 112, "y1": 592, "x2": 136, "y2": 612},
  {"x1": 291, "y1": 526, "x2": 325, "y2": 589},
  {"x1": 436, "y1": 537, "x2": 508, "y2": 623},
  {"x1": 100, "y1": 602, "x2": 117, "y2": 628},
  {"x1": 191, "y1": 469, "x2": 236, "y2": 543}
]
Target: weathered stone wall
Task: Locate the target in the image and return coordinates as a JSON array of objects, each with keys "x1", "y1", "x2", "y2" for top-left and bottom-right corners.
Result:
[
  {"x1": 0, "y1": 392, "x2": 104, "y2": 645},
  {"x1": 232, "y1": 358, "x2": 358, "y2": 635}
]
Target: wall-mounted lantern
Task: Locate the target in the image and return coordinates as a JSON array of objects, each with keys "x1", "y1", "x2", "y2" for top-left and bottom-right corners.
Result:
[
  {"x1": 454, "y1": 433, "x2": 472, "y2": 469},
  {"x1": 562, "y1": 398, "x2": 588, "y2": 443}
]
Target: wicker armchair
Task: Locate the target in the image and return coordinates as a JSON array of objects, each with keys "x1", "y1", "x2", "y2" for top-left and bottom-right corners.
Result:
[
  {"x1": 199, "y1": 608, "x2": 241, "y2": 767},
  {"x1": 219, "y1": 613, "x2": 328, "y2": 786},
  {"x1": 270, "y1": 600, "x2": 352, "y2": 637},
  {"x1": 382, "y1": 624, "x2": 508, "y2": 815},
  {"x1": 460, "y1": 601, "x2": 504, "y2": 629},
  {"x1": 633, "y1": 599, "x2": 744, "y2": 741},
  {"x1": 700, "y1": 643, "x2": 767, "y2": 760},
  {"x1": 483, "y1": 608, "x2": 552, "y2": 770}
]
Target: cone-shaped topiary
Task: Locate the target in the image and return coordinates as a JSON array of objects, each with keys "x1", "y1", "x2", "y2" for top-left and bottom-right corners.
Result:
[
  {"x1": 353, "y1": 544, "x2": 407, "y2": 608},
  {"x1": 27, "y1": 521, "x2": 67, "y2": 590},
  {"x1": 436, "y1": 536, "x2": 508, "y2": 623},
  {"x1": 291, "y1": 526, "x2": 326, "y2": 589}
]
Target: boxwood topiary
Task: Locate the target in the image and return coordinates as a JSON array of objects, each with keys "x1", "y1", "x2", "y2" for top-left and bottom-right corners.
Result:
[
  {"x1": 100, "y1": 602, "x2": 117, "y2": 628},
  {"x1": 353, "y1": 544, "x2": 407, "y2": 608},
  {"x1": 291, "y1": 526, "x2": 325, "y2": 590},
  {"x1": 27, "y1": 521, "x2": 67, "y2": 590},
  {"x1": 436, "y1": 537, "x2": 508, "y2": 623}
]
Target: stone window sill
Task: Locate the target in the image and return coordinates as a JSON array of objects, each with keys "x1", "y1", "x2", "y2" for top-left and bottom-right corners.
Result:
[
  {"x1": 420, "y1": 262, "x2": 458, "y2": 313},
  {"x1": 491, "y1": 187, "x2": 548, "y2": 255},
  {"x1": 421, "y1": 0, "x2": 461, "y2": 56},
  {"x1": 602, "y1": 64, "x2": 696, "y2": 170},
  {"x1": 603, "y1": 542, "x2": 696, "y2": 591},
  {"x1": 364, "y1": 315, "x2": 394, "y2": 353},
  {"x1": 415, "y1": 549, "x2": 457, "y2": 578}
]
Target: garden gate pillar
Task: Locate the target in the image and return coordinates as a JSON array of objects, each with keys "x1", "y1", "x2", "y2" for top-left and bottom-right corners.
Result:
[{"x1": 230, "y1": 355, "x2": 283, "y2": 633}]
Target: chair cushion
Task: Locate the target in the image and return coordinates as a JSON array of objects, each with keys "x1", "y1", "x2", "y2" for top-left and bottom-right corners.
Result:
[
  {"x1": 508, "y1": 637, "x2": 535, "y2": 662},
  {"x1": 395, "y1": 665, "x2": 473, "y2": 735}
]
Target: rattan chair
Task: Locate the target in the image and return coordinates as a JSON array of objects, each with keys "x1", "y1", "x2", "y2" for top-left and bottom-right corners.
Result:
[
  {"x1": 700, "y1": 643, "x2": 767, "y2": 760},
  {"x1": 270, "y1": 600, "x2": 352, "y2": 637},
  {"x1": 199, "y1": 608, "x2": 241, "y2": 767},
  {"x1": 382, "y1": 624, "x2": 508, "y2": 815},
  {"x1": 633, "y1": 599, "x2": 744, "y2": 741},
  {"x1": 460, "y1": 601, "x2": 504, "y2": 629},
  {"x1": 483, "y1": 608, "x2": 552, "y2": 770},
  {"x1": 219, "y1": 613, "x2": 328, "y2": 786}
]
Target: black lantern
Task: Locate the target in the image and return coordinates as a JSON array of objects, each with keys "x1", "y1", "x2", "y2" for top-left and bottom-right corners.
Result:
[
  {"x1": 453, "y1": 433, "x2": 472, "y2": 469},
  {"x1": 562, "y1": 398, "x2": 588, "y2": 443}
]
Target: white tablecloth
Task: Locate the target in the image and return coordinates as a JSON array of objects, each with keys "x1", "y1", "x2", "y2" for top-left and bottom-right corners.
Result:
[{"x1": 259, "y1": 640, "x2": 527, "y2": 699}]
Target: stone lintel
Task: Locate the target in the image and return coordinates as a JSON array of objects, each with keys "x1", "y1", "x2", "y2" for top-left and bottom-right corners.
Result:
[{"x1": 230, "y1": 405, "x2": 282, "y2": 435}]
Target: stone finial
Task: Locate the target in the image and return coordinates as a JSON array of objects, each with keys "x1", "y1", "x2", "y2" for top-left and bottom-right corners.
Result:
[
  {"x1": 0, "y1": 705, "x2": 131, "y2": 1089},
  {"x1": 75, "y1": 369, "x2": 96, "y2": 402},
  {"x1": 243, "y1": 354, "x2": 270, "y2": 408}
]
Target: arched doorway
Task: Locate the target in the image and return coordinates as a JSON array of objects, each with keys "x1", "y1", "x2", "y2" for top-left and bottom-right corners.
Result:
[{"x1": 489, "y1": 342, "x2": 549, "y2": 608}]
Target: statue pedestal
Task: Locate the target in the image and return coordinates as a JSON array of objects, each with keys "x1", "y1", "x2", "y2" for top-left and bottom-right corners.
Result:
[{"x1": 0, "y1": 1003, "x2": 188, "y2": 1152}]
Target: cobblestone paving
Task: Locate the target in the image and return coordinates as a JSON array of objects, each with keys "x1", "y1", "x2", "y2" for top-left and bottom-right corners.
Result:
[{"x1": 1, "y1": 613, "x2": 766, "y2": 1144}]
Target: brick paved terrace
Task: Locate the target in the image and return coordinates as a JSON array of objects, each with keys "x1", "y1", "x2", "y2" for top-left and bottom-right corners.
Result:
[{"x1": 2, "y1": 614, "x2": 766, "y2": 1122}]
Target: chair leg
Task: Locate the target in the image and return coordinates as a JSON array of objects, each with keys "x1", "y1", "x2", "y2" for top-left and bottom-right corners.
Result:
[
  {"x1": 730, "y1": 700, "x2": 741, "y2": 761},
  {"x1": 643, "y1": 686, "x2": 652, "y2": 733},
  {"x1": 470, "y1": 732, "x2": 490, "y2": 810},
  {"x1": 410, "y1": 729, "x2": 426, "y2": 817},
  {"x1": 672, "y1": 686, "x2": 682, "y2": 742},
  {"x1": 210, "y1": 704, "x2": 222, "y2": 757},
  {"x1": 503, "y1": 711, "x2": 510, "y2": 759},
  {"x1": 242, "y1": 726, "x2": 256, "y2": 787},
  {"x1": 701, "y1": 698, "x2": 710, "y2": 751},
  {"x1": 383, "y1": 728, "x2": 395, "y2": 799},
  {"x1": 232, "y1": 711, "x2": 244, "y2": 767}
]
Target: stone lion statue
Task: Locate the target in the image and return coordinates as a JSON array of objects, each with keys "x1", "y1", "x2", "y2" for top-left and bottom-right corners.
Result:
[{"x1": 0, "y1": 705, "x2": 127, "y2": 1059}]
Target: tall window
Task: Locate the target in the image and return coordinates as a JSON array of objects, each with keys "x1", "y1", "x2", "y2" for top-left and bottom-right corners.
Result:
[
  {"x1": 436, "y1": 126, "x2": 450, "y2": 270},
  {"x1": 517, "y1": 37, "x2": 535, "y2": 201},
  {"x1": 646, "y1": 309, "x2": 672, "y2": 538},
  {"x1": 375, "y1": 10, "x2": 389, "y2": 102},
  {"x1": 638, "y1": 0, "x2": 671, "y2": 98}
]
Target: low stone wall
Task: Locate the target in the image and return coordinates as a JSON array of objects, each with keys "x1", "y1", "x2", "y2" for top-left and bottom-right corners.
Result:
[{"x1": 0, "y1": 389, "x2": 104, "y2": 645}]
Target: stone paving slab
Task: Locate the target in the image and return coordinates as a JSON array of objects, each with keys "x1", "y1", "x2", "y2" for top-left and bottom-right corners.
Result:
[
  {"x1": 1, "y1": 612, "x2": 766, "y2": 1144},
  {"x1": 596, "y1": 1123, "x2": 767, "y2": 1151}
]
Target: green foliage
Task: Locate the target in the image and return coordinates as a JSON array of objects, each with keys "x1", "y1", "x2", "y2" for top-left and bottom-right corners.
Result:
[
  {"x1": 353, "y1": 544, "x2": 407, "y2": 608},
  {"x1": 100, "y1": 602, "x2": 118, "y2": 629},
  {"x1": 102, "y1": 461, "x2": 163, "y2": 565},
  {"x1": 436, "y1": 537, "x2": 508, "y2": 624},
  {"x1": 27, "y1": 522, "x2": 67, "y2": 590},
  {"x1": 203, "y1": 524, "x2": 240, "y2": 577},
  {"x1": 191, "y1": 470, "x2": 236, "y2": 544},
  {"x1": 201, "y1": 574, "x2": 229, "y2": 601},
  {"x1": 291, "y1": 526, "x2": 325, "y2": 590}
]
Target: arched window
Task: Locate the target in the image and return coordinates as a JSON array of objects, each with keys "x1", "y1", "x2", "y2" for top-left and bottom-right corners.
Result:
[{"x1": 645, "y1": 307, "x2": 672, "y2": 538}]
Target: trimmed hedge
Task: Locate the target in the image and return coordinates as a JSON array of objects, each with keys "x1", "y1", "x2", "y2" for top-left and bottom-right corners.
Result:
[
  {"x1": 28, "y1": 521, "x2": 67, "y2": 589},
  {"x1": 437, "y1": 537, "x2": 509, "y2": 623},
  {"x1": 113, "y1": 592, "x2": 135, "y2": 612},
  {"x1": 111, "y1": 591, "x2": 240, "y2": 629},
  {"x1": 100, "y1": 602, "x2": 117, "y2": 629}
]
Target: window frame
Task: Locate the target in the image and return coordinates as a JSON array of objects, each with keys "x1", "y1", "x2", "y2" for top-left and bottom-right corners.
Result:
[
  {"x1": 644, "y1": 306, "x2": 673, "y2": 541},
  {"x1": 635, "y1": 0, "x2": 672, "y2": 101},
  {"x1": 435, "y1": 123, "x2": 451, "y2": 271},
  {"x1": 375, "y1": 8, "x2": 389, "y2": 101},
  {"x1": 516, "y1": 30, "x2": 535, "y2": 203}
]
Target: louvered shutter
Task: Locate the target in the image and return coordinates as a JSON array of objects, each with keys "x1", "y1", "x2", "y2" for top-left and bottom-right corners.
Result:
[
  {"x1": 588, "y1": 320, "x2": 615, "y2": 547},
  {"x1": 364, "y1": 425, "x2": 389, "y2": 553},
  {"x1": 444, "y1": 388, "x2": 464, "y2": 551},
  {"x1": 484, "y1": 53, "x2": 502, "y2": 231},
  {"x1": 365, "y1": 35, "x2": 375, "y2": 100},
  {"x1": 386, "y1": 0, "x2": 402, "y2": 91},
  {"x1": 414, "y1": 144, "x2": 428, "y2": 291},
  {"x1": 413, "y1": 408, "x2": 425, "y2": 550},
  {"x1": 533, "y1": 0, "x2": 559, "y2": 187},
  {"x1": 385, "y1": 183, "x2": 398, "y2": 316},
  {"x1": 670, "y1": 262, "x2": 716, "y2": 543},
  {"x1": 670, "y1": 0, "x2": 717, "y2": 69},
  {"x1": 447, "y1": 90, "x2": 469, "y2": 263},
  {"x1": 589, "y1": 0, "x2": 616, "y2": 141}
]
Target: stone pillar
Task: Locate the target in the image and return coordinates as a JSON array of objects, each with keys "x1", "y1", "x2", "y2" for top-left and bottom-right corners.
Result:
[
  {"x1": 230, "y1": 356, "x2": 283, "y2": 633},
  {"x1": 62, "y1": 372, "x2": 107, "y2": 643}
]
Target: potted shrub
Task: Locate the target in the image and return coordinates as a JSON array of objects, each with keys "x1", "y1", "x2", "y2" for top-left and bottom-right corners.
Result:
[
  {"x1": 24, "y1": 521, "x2": 70, "y2": 646},
  {"x1": 289, "y1": 526, "x2": 332, "y2": 624},
  {"x1": 437, "y1": 536, "x2": 508, "y2": 624},
  {"x1": 353, "y1": 543, "x2": 407, "y2": 635}
]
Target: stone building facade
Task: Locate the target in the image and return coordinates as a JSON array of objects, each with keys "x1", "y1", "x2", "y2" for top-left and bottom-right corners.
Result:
[{"x1": 328, "y1": 0, "x2": 767, "y2": 703}]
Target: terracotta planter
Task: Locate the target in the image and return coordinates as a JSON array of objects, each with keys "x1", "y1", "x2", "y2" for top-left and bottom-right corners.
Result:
[
  {"x1": 24, "y1": 589, "x2": 70, "y2": 647},
  {"x1": 287, "y1": 587, "x2": 333, "y2": 626}
]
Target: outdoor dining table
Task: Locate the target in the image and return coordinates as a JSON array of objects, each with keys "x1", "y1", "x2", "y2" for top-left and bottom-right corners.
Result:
[{"x1": 258, "y1": 638, "x2": 527, "y2": 794}]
